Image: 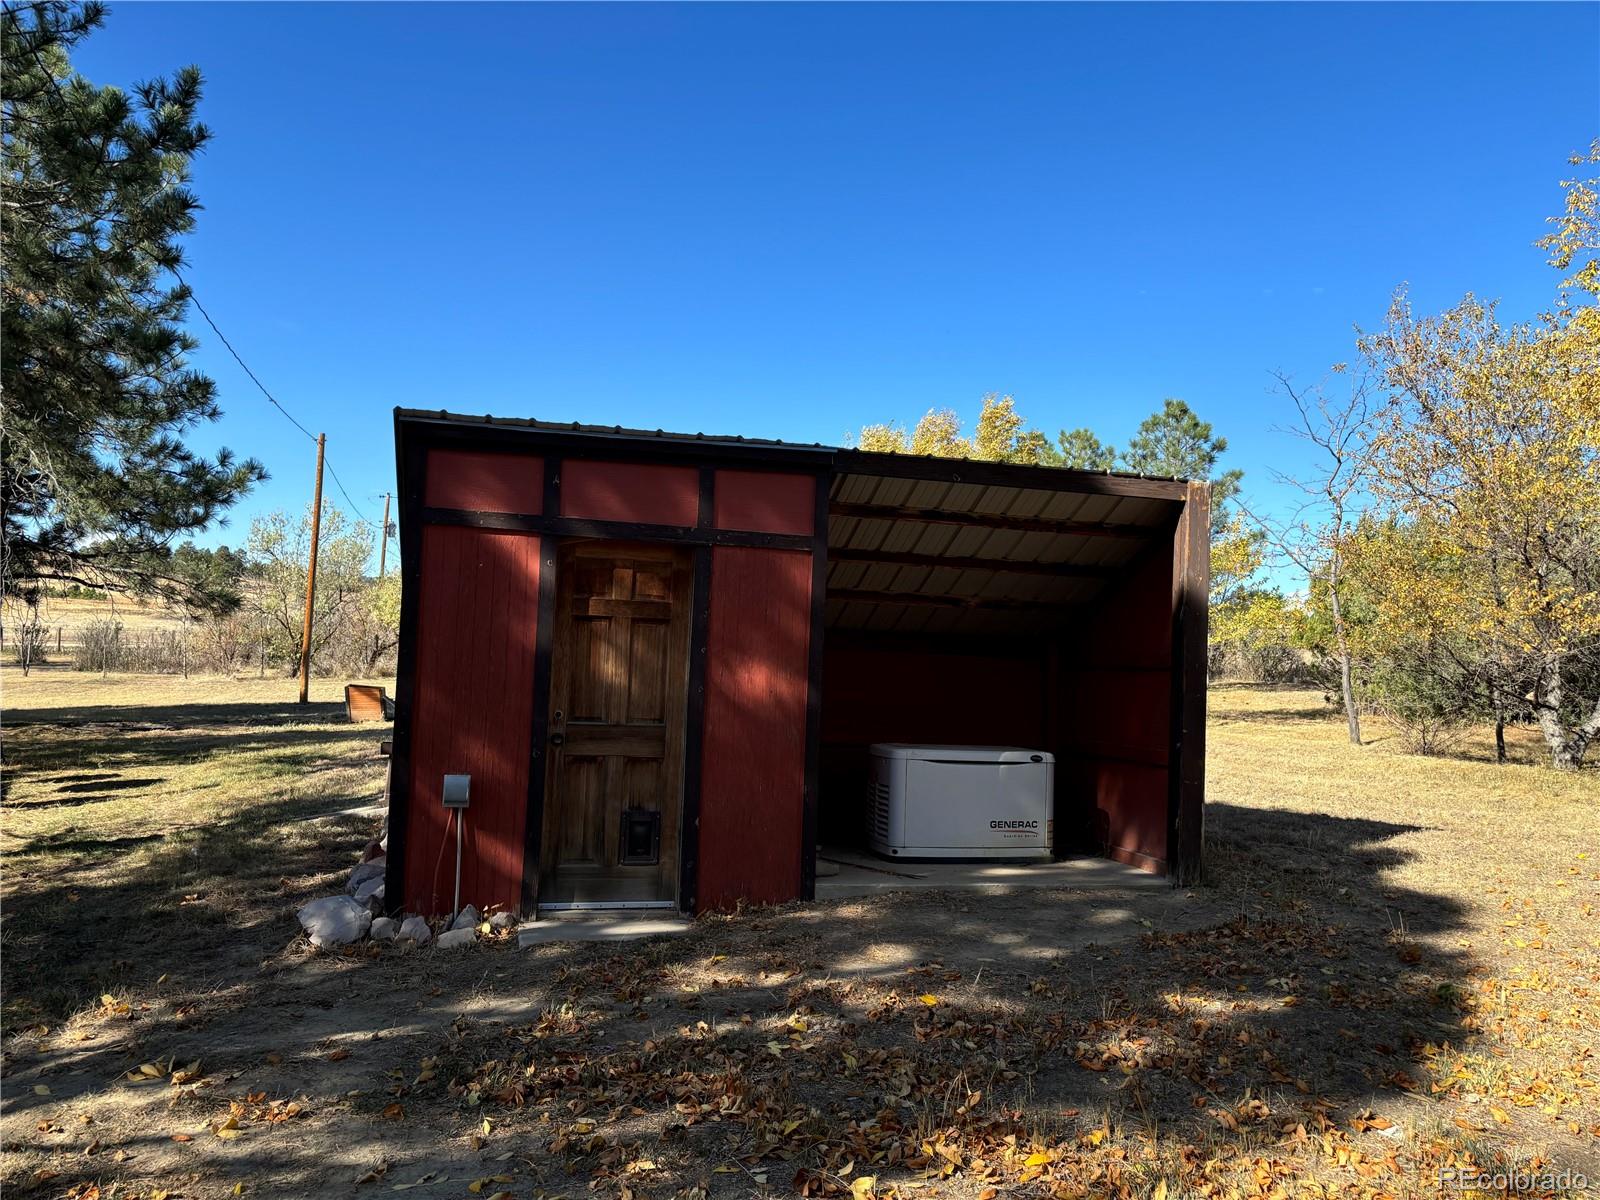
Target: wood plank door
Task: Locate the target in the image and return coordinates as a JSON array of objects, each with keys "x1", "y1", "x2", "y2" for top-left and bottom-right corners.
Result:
[{"x1": 540, "y1": 543, "x2": 692, "y2": 905}]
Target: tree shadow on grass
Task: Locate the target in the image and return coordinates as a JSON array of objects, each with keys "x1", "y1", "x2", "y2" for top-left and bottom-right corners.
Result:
[
  {"x1": 52, "y1": 777, "x2": 163, "y2": 795},
  {"x1": 5, "y1": 724, "x2": 386, "y2": 791},
  {"x1": 1209, "y1": 703, "x2": 1343, "y2": 724},
  {"x1": 6, "y1": 699, "x2": 350, "y2": 730},
  {"x1": 3, "y1": 799, "x2": 1509, "y2": 1199}
]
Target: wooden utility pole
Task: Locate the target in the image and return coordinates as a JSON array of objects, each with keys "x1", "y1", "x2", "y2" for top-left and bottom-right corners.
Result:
[
  {"x1": 297, "y1": 433, "x2": 326, "y2": 705},
  {"x1": 378, "y1": 492, "x2": 392, "y2": 579}
]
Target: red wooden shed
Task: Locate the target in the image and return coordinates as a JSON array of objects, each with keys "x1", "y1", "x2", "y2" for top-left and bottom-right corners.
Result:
[{"x1": 384, "y1": 410, "x2": 1209, "y2": 917}]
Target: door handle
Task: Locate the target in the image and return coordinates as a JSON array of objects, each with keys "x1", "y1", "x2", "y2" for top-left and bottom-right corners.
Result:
[{"x1": 550, "y1": 732, "x2": 565, "y2": 747}]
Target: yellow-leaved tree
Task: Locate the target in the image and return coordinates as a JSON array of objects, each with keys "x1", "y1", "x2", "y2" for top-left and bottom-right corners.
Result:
[
  {"x1": 854, "y1": 395, "x2": 1041, "y2": 463},
  {"x1": 1356, "y1": 146, "x2": 1600, "y2": 767}
]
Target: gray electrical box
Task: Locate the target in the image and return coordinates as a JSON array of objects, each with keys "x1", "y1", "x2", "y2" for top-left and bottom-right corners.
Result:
[{"x1": 442, "y1": 774, "x2": 471, "y2": 809}]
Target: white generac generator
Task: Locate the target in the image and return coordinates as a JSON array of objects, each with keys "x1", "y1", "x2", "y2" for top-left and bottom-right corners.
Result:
[{"x1": 867, "y1": 744, "x2": 1054, "y2": 860}]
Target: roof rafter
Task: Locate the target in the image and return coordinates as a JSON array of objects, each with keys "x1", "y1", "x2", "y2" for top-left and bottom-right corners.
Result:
[{"x1": 829, "y1": 501, "x2": 1153, "y2": 540}]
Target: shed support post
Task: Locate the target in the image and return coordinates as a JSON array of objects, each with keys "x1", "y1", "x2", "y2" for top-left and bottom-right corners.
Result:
[
  {"x1": 1168, "y1": 480, "x2": 1210, "y2": 884},
  {"x1": 800, "y1": 470, "x2": 829, "y2": 901},
  {"x1": 382, "y1": 431, "x2": 428, "y2": 916}
]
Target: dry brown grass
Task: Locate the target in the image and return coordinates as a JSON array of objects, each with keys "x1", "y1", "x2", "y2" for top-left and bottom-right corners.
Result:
[
  {"x1": 1206, "y1": 685, "x2": 1599, "y2": 1192},
  {"x1": 2, "y1": 668, "x2": 384, "y2": 715},
  {"x1": 1, "y1": 671, "x2": 394, "y2": 1022},
  {"x1": 0, "y1": 676, "x2": 1594, "y2": 1200},
  {"x1": 4, "y1": 593, "x2": 189, "y2": 652}
]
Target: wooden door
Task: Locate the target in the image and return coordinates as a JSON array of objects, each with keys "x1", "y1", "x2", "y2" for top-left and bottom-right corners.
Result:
[{"x1": 540, "y1": 543, "x2": 692, "y2": 904}]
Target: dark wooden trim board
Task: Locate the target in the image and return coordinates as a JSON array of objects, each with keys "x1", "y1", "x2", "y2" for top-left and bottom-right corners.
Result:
[
  {"x1": 1106, "y1": 843, "x2": 1165, "y2": 874},
  {"x1": 1043, "y1": 633, "x2": 1066, "y2": 857},
  {"x1": 697, "y1": 466, "x2": 714, "y2": 529},
  {"x1": 382, "y1": 424, "x2": 429, "y2": 916},
  {"x1": 520, "y1": 458, "x2": 561, "y2": 912},
  {"x1": 1167, "y1": 480, "x2": 1210, "y2": 885},
  {"x1": 827, "y1": 587, "x2": 1082, "y2": 613},
  {"x1": 800, "y1": 471, "x2": 828, "y2": 901},
  {"x1": 832, "y1": 447, "x2": 1191, "y2": 501},
  {"x1": 829, "y1": 501, "x2": 1154, "y2": 541},
  {"x1": 680, "y1": 542, "x2": 714, "y2": 913},
  {"x1": 422, "y1": 506, "x2": 813, "y2": 552},
  {"x1": 820, "y1": 628, "x2": 1046, "y2": 658},
  {"x1": 829, "y1": 546, "x2": 1113, "y2": 578},
  {"x1": 543, "y1": 454, "x2": 562, "y2": 518}
]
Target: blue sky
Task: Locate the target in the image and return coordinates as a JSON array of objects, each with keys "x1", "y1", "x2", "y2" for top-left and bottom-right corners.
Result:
[{"x1": 74, "y1": 2, "x2": 1598, "y2": 564}]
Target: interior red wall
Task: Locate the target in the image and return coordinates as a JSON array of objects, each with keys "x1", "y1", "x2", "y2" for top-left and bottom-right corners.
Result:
[
  {"x1": 403, "y1": 524, "x2": 540, "y2": 914},
  {"x1": 562, "y1": 460, "x2": 698, "y2": 527},
  {"x1": 425, "y1": 450, "x2": 543, "y2": 514},
  {"x1": 714, "y1": 469, "x2": 815, "y2": 535},
  {"x1": 698, "y1": 546, "x2": 811, "y2": 910},
  {"x1": 1058, "y1": 547, "x2": 1173, "y2": 872},
  {"x1": 819, "y1": 639, "x2": 1048, "y2": 845}
]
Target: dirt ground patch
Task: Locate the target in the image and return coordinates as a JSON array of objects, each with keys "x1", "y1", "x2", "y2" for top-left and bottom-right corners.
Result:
[{"x1": 2, "y1": 673, "x2": 1596, "y2": 1199}]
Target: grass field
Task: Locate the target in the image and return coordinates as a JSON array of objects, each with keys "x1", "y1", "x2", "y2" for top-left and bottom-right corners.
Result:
[
  {"x1": 1, "y1": 670, "x2": 1596, "y2": 1199},
  {"x1": 4, "y1": 593, "x2": 189, "y2": 654}
]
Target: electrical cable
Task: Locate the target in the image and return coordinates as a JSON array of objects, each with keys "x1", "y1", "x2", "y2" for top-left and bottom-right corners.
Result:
[
  {"x1": 181, "y1": 280, "x2": 372, "y2": 525},
  {"x1": 429, "y1": 808, "x2": 457, "y2": 920}
]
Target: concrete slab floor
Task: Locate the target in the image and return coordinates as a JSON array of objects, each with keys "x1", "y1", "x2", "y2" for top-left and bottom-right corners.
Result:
[
  {"x1": 816, "y1": 847, "x2": 1168, "y2": 899},
  {"x1": 517, "y1": 911, "x2": 694, "y2": 948}
]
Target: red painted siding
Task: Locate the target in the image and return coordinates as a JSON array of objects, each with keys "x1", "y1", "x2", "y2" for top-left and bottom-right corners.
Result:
[
  {"x1": 425, "y1": 450, "x2": 543, "y2": 514},
  {"x1": 1059, "y1": 548, "x2": 1173, "y2": 871},
  {"x1": 1071, "y1": 759, "x2": 1169, "y2": 872},
  {"x1": 822, "y1": 641, "x2": 1045, "y2": 746},
  {"x1": 1062, "y1": 669, "x2": 1169, "y2": 767},
  {"x1": 404, "y1": 525, "x2": 540, "y2": 914},
  {"x1": 562, "y1": 461, "x2": 698, "y2": 527},
  {"x1": 698, "y1": 547, "x2": 811, "y2": 910},
  {"x1": 714, "y1": 469, "x2": 815, "y2": 535}
]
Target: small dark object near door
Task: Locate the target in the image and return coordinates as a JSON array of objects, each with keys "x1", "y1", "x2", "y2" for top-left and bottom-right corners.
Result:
[{"x1": 620, "y1": 808, "x2": 662, "y2": 865}]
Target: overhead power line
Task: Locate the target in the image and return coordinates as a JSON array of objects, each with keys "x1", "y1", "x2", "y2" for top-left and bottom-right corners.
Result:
[
  {"x1": 182, "y1": 284, "x2": 317, "y2": 442},
  {"x1": 322, "y1": 461, "x2": 369, "y2": 525},
  {"x1": 179, "y1": 276, "x2": 371, "y2": 525}
]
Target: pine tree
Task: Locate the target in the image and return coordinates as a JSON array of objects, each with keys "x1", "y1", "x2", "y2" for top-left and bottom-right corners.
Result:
[
  {"x1": 1121, "y1": 400, "x2": 1240, "y2": 502},
  {"x1": 1055, "y1": 427, "x2": 1117, "y2": 471},
  {"x1": 2, "y1": 1, "x2": 263, "y2": 611},
  {"x1": 1121, "y1": 399, "x2": 1242, "y2": 534}
]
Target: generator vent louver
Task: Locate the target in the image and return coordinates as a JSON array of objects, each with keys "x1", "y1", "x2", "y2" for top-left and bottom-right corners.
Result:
[{"x1": 869, "y1": 780, "x2": 891, "y2": 839}]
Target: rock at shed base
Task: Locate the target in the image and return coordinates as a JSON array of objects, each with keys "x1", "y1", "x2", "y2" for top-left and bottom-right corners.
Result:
[
  {"x1": 369, "y1": 916, "x2": 399, "y2": 941},
  {"x1": 297, "y1": 895, "x2": 372, "y2": 947},
  {"x1": 449, "y1": 905, "x2": 479, "y2": 931},
  {"x1": 488, "y1": 911, "x2": 517, "y2": 931},
  {"x1": 354, "y1": 877, "x2": 385, "y2": 912},
  {"x1": 396, "y1": 916, "x2": 432, "y2": 945},
  {"x1": 436, "y1": 927, "x2": 476, "y2": 950},
  {"x1": 347, "y1": 859, "x2": 385, "y2": 893}
]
